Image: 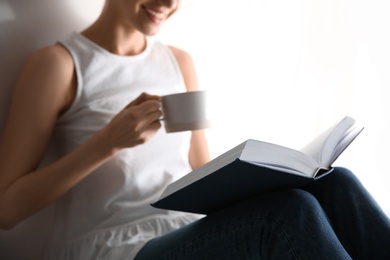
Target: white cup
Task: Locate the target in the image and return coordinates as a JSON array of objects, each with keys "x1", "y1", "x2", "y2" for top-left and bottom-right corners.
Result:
[{"x1": 161, "y1": 91, "x2": 212, "y2": 133}]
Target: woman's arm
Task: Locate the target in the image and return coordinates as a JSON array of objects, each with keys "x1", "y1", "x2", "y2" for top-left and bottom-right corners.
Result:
[
  {"x1": 169, "y1": 46, "x2": 210, "y2": 169},
  {"x1": 0, "y1": 45, "x2": 162, "y2": 229}
]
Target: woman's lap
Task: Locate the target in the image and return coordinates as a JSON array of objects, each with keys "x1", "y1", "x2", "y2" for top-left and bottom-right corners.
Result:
[{"x1": 135, "y1": 167, "x2": 390, "y2": 260}]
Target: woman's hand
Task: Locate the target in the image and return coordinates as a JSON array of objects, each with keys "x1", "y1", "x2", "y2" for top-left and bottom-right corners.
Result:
[{"x1": 101, "y1": 93, "x2": 163, "y2": 151}]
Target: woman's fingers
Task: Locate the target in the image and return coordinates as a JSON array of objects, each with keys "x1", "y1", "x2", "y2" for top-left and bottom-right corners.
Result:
[
  {"x1": 125, "y1": 92, "x2": 161, "y2": 109},
  {"x1": 128, "y1": 100, "x2": 162, "y2": 139},
  {"x1": 103, "y1": 95, "x2": 163, "y2": 149}
]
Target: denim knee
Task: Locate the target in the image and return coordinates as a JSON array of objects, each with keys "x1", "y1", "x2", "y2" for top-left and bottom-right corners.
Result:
[
  {"x1": 331, "y1": 167, "x2": 356, "y2": 181},
  {"x1": 273, "y1": 189, "x2": 320, "y2": 208},
  {"x1": 254, "y1": 189, "x2": 325, "y2": 222},
  {"x1": 323, "y1": 167, "x2": 362, "y2": 189}
]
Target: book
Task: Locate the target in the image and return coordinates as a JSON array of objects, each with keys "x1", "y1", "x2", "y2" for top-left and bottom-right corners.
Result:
[{"x1": 152, "y1": 116, "x2": 364, "y2": 215}]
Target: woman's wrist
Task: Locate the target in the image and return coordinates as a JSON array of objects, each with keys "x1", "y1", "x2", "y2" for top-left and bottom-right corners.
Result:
[{"x1": 91, "y1": 127, "x2": 121, "y2": 157}]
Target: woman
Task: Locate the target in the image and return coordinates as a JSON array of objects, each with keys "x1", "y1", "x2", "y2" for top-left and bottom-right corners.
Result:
[{"x1": 0, "y1": 0, "x2": 389, "y2": 259}]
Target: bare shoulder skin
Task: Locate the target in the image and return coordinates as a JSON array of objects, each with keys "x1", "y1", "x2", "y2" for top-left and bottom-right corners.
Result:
[{"x1": 169, "y1": 46, "x2": 210, "y2": 169}]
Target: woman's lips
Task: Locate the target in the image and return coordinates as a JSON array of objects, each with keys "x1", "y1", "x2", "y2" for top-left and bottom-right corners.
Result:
[{"x1": 142, "y1": 6, "x2": 167, "y2": 24}]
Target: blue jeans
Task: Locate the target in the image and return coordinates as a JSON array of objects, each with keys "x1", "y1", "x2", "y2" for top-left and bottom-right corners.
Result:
[{"x1": 135, "y1": 167, "x2": 390, "y2": 259}]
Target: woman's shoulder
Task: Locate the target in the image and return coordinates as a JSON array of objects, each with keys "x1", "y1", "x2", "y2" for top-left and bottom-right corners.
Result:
[
  {"x1": 18, "y1": 43, "x2": 77, "y2": 113},
  {"x1": 166, "y1": 45, "x2": 198, "y2": 92},
  {"x1": 167, "y1": 45, "x2": 193, "y2": 64},
  {"x1": 22, "y1": 43, "x2": 75, "y2": 90},
  {"x1": 27, "y1": 44, "x2": 74, "y2": 71}
]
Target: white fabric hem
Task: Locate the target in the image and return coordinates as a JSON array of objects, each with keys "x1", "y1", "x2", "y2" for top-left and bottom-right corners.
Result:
[{"x1": 43, "y1": 212, "x2": 202, "y2": 260}]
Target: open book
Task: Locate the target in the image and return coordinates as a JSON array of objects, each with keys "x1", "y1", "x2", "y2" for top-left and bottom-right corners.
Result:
[{"x1": 152, "y1": 116, "x2": 364, "y2": 214}]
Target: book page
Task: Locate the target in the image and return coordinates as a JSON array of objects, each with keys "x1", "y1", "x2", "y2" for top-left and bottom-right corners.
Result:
[
  {"x1": 241, "y1": 139, "x2": 319, "y2": 177},
  {"x1": 299, "y1": 122, "x2": 338, "y2": 165},
  {"x1": 321, "y1": 119, "x2": 363, "y2": 166},
  {"x1": 300, "y1": 116, "x2": 362, "y2": 168}
]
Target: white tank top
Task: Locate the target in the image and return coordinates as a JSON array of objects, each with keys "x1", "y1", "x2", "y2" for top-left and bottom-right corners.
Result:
[{"x1": 44, "y1": 32, "x2": 201, "y2": 260}]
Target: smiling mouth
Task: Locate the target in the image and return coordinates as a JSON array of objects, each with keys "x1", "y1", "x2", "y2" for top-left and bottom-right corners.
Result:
[{"x1": 142, "y1": 6, "x2": 168, "y2": 23}]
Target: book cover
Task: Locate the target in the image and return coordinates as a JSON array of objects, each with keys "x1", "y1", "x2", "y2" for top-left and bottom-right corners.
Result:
[{"x1": 152, "y1": 159, "x2": 333, "y2": 215}]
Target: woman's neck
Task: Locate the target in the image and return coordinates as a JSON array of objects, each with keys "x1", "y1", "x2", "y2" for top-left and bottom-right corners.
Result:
[{"x1": 81, "y1": 13, "x2": 146, "y2": 56}]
